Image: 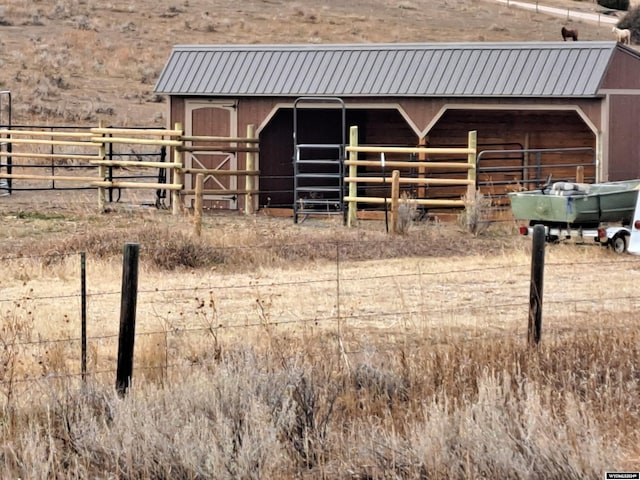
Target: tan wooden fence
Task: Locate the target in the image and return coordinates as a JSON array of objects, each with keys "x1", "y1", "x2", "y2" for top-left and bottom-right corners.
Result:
[
  {"x1": 0, "y1": 123, "x2": 259, "y2": 215},
  {"x1": 344, "y1": 126, "x2": 477, "y2": 227},
  {"x1": 1, "y1": 122, "x2": 478, "y2": 227}
]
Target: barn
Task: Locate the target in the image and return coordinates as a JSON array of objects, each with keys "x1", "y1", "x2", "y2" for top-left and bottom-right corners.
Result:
[{"x1": 154, "y1": 41, "x2": 640, "y2": 215}]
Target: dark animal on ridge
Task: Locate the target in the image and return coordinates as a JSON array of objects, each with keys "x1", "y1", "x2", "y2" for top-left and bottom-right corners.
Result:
[{"x1": 561, "y1": 26, "x2": 578, "y2": 41}]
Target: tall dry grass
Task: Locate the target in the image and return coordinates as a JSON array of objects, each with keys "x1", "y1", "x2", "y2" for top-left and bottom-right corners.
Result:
[
  {"x1": 0, "y1": 206, "x2": 637, "y2": 477},
  {"x1": 0, "y1": 327, "x2": 636, "y2": 478}
]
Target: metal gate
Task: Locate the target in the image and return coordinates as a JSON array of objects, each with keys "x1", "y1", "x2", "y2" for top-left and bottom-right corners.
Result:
[
  {"x1": 292, "y1": 97, "x2": 346, "y2": 223},
  {"x1": 476, "y1": 146, "x2": 596, "y2": 205}
]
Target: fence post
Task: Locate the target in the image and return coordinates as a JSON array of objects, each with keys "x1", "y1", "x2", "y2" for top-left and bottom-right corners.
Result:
[
  {"x1": 390, "y1": 169, "x2": 400, "y2": 234},
  {"x1": 576, "y1": 165, "x2": 584, "y2": 183},
  {"x1": 245, "y1": 124, "x2": 255, "y2": 215},
  {"x1": 172, "y1": 122, "x2": 184, "y2": 215},
  {"x1": 97, "y1": 120, "x2": 106, "y2": 212},
  {"x1": 528, "y1": 225, "x2": 545, "y2": 347},
  {"x1": 417, "y1": 137, "x2": 427, "y2": 199},
  {"x1": 347, "y1": 126, "x2": 358, "y2": 227},
  {"x1": 194, "y1": 173, "x2": 204, "y2": 237},
  {"x1": 80, "y1": 251, "x2": 87, "y2": 382},
  {"x1": 467, "y1": 130, "x2": 477, "y2": 200},
  {"x1": 116, "y1": 243, "x2": 139, "y2": 396}
]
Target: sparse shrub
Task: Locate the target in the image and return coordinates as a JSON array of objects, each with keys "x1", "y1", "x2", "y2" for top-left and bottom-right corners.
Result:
[
  {"x1": 144, "y1": 229, "x2": 226, "y2": 270},
  {"x1": 395, "y1": 191, "x2": 417, "y2": 235},
  {"x1": 70, "y1": 15, "x2": 93, "y2": 30},
  {"x1": 119, "y1": 21, "x2": 136, "y2": 33},
  {"x1": 352, "y1": 362, "x2": 408, "y2": 405},
  {"x1": 0, "y1": 295, "x2": 36, "y2": 406},
  {"x1": 139, "y1": 66, "x2": 159, "y2": 85},
  {"x1": 58, "y1": 225, "x2": 227, "y2": 270},
  {"x1": 135, "y1": 332, "x2": 168, "y2": 387},
  {"x1": 457, "y1": 189, "x2": 492, "y2": 236}
]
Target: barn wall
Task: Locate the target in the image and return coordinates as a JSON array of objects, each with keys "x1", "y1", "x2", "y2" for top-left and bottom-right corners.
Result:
[
  {"x1": 600, "y1": 48, "x2": 640, "y2": 90},
  {"x1": 170, "y1": 97, "x2": 185, "y2": 131},
  {"x1": 397, "y1": 97, "x2": 603, "y2": 133},
  {"x1": 599, "y1": 47, "x2": 640, "y2": 181},
  {"x1": 168, "y1": 95, "x2": 605, "y2": 210},
  {"x1": 426, "y1": 109, "x2": 596, "y2": 200},
  {"x1": 607, "y1": 94, "x2": 640, "y2": 181}
]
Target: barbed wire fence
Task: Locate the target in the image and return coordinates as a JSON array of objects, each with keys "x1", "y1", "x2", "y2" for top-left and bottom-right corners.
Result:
[{"x1": 1, "y1": 239, "x2": 639, "y2": 397}]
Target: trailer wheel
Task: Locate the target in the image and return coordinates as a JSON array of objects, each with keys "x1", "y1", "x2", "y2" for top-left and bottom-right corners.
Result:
[
  {"x1": 546, "y1": 234, "x2": 559, "y2": 243},
  {"x1": 610, "y1": 232, "x2": 629, "y2": 254}
]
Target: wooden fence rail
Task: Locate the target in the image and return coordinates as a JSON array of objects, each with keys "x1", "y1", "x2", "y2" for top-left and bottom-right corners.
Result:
[
  {"x1": 1, "y1": 123, "x2": 478, "y2": 227},
  {"x1": 344, "y1": 127, "x2": 477, "y2": 227},
  {"x1": 0, "y1": 123, "x2": 260, "y2": 215}
]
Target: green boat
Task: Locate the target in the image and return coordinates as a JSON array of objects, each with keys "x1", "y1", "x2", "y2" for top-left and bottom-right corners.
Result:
[{"x1": 508, "y1": 179, "x2": 640, "y2": 228}]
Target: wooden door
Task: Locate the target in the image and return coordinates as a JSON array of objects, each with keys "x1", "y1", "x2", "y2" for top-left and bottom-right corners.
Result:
[{"x1": 185, "y1": 100, "x2": 238, "y2": 209}]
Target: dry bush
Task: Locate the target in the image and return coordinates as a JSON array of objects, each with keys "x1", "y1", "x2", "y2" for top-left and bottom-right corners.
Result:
[
  {"x1": 135, "y1": 332, "x2": 168, "y2": 387},
  {"x1": 0, "y1": 327, "x2": 636, "y2": 478},
  {"x1": 395, "y1": 191, "x2": 417, "y2": 235},
  {"x1": 2, "y1": 207, "x2": 523, "y2": 274},
  {"x1": 0, "y1": 295, "x2": 36, "y2": 406},
  {"x1": 457, "y1": 189, "x2": 493, "y2": 236},
  {"x1": 58, "y1": 223, "x2": 227, "y2": 270}
]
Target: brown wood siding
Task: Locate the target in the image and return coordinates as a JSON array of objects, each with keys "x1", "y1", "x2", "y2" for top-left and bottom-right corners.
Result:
[
  {"x1": 608, "y1": 94, "x2": 640, "y2": 180},
  {"x1": 351, "y1": 110, "x2": 417, "y2": 203},
  {"x1": 166, "y1": 97, "x2": 186, "y2": 182},
  {"x1": 600, "y1": 49, "x2": 640, "y2": 90},
  {"x1": 170, "y1": 98, "x2": 185, "y2": 130},
  {"x1": 169, "y1": 95, "x2": 605, "y2": 212},
  {"x1": 396, "y1": 97, "x2": 603, "y2": 133},
  {"x1": 427, "y1": 110, "x2": 596, "y2": 202}
]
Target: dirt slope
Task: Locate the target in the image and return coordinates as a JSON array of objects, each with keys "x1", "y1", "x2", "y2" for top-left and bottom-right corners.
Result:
[{"x1": 0, "y1": 0, "x2": 627, "y2": 127}]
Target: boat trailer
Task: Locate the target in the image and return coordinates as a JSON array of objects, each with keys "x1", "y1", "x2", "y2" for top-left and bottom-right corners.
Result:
[{"x1": 517, "y1": 181, "x2": 640, "y2": 255}]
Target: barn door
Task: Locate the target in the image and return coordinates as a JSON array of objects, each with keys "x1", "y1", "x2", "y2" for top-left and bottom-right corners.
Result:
[{"x1": 185, "y1": 100, "x2": 238, "y2": 209}]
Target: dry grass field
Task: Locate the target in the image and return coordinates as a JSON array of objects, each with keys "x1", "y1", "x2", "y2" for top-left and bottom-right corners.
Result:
[
  {"x1": 1, "y1": 201, "x2": 640, "y2": 477},
  {"x1": 1, "y1": 0, "x2": 640, "y2": 478}
]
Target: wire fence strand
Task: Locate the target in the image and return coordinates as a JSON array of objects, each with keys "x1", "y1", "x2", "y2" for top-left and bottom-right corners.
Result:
[{"x1": 0, "y1": 243, "x2": 638, "y2": 387}]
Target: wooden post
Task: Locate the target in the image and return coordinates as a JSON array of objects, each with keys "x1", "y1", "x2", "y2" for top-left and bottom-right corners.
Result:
[
  {"x1": 523, "y1": 132, "x2": 530, "y2": 187},
  {"x1": 528, "y1": 225, "x2": 545, "y2": 347},
  {"x1": 194, "y1": 173, "x2": 204, "y2": 237},
  {"x1": 576, "y1": 165, "x2": 584, "y2": 183},
  {"x1": 467, "y1": 130, "x2": 477, "y2": 200},
  {"x1": 172, "y1": 122, "x2": 184, "y2": 215},
  {"x1": 116, "y1": 243, "x2": 139, "y2": 396},
  {"x1": 80, "y1": 252, "x2": 87, "y2": 382},
  {"x1": 245, "y1": 124, "x2": 255, "y2": 214},
  {"x1": 417, "y1": 137, "x2": 427, "y2": 198},
  {"x1": 97, "y1": 120, "x2": 106, "y2": 212},
  {"x1": 347, "y1": 126, "x2": 359, "y2": 227},
  {"x1": 390, "y1": 170, "x2": 400, "y2": 234}
]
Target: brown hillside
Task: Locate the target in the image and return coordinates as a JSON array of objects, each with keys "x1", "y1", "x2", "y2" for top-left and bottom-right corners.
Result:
[{"x1": 0, "y1": 0, "x2": 626, "y2": 127}]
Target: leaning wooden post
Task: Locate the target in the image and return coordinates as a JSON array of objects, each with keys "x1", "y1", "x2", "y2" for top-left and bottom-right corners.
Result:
[
  {"x1": 347, "y1": 126, "x2": 358, "y2": 227},
  {"x1": 390, "y1": 169, "x2": 400, "y2": 234},
  {"x1": 194, "y1": 173, "x2": 204, "y2": 237},
  {"x1": 97, "y1": 120, "x2": 106, "y2": 212},
  {"x1": 245, "y1": 124, "x2": 255, "y2": 215},
  {"x1": 576, "y1": 165, "x2": 584, "y2": 183},
  {"x1": 467, "y1": 130, "x2": 477, "y2": 200},
  {"x1": 116, "y1": 242, "x2": 139, "y2": 396},
  {"x1": 172, "y1": 122, "x2": 184, "y2": 215},
  {"x1": 528, "y1": 225, "x2": 545, "y2": 347}
]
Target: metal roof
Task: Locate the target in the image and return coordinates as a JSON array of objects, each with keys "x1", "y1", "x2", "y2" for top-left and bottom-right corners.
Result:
[{"x1": 154, "y1": 42, "x2": 624, "y2": 98}]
